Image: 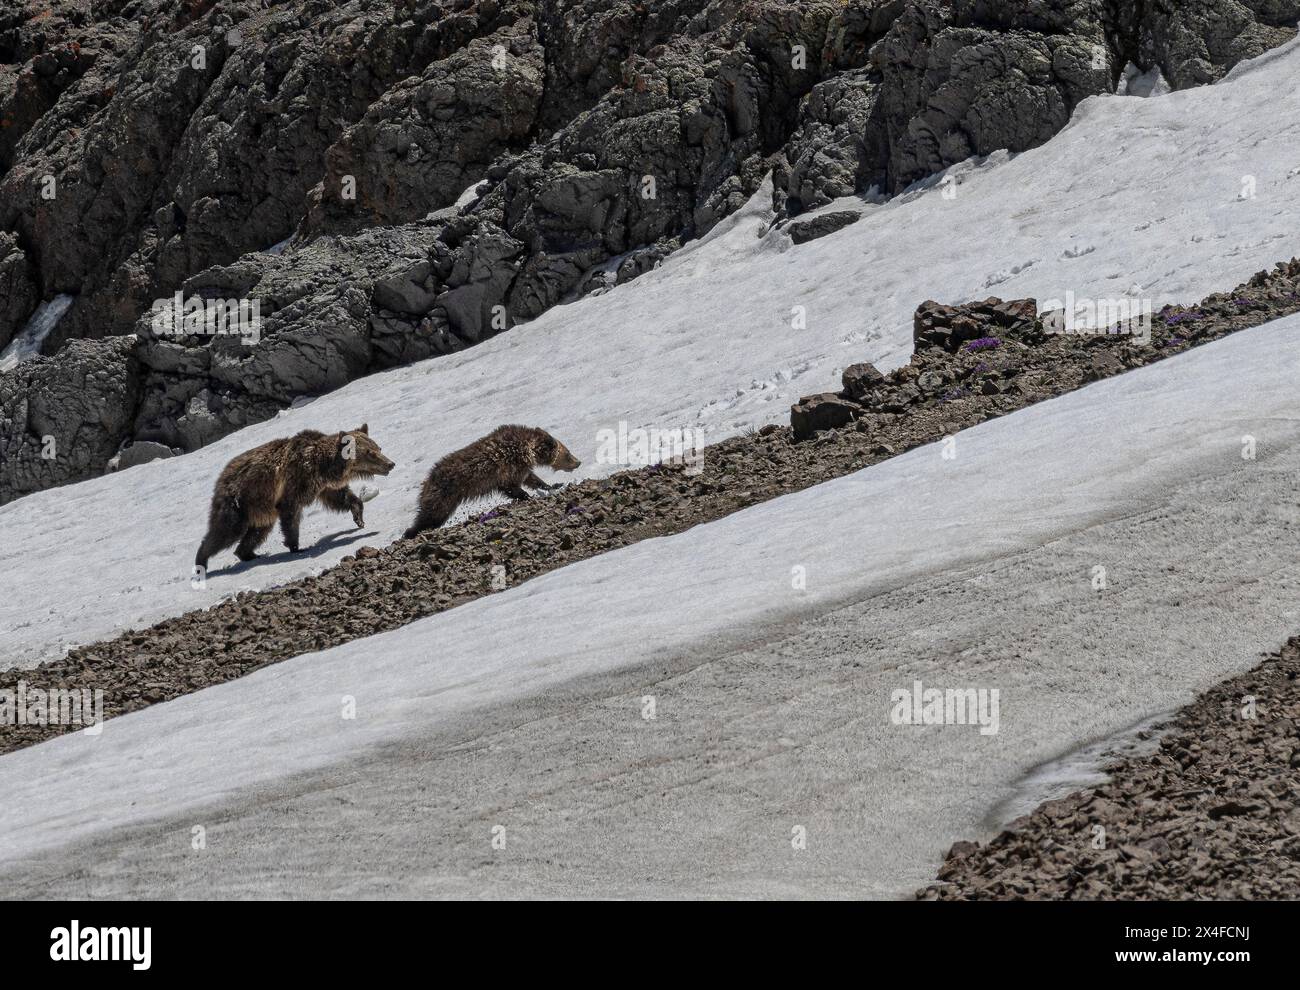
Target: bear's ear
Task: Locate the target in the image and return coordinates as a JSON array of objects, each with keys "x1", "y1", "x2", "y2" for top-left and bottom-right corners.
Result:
[
  {"x1": 534, "y1": 432, "x2": 556, "y2": 464},
  {"x1": 358, "y1": 423, "x2": 368, "y2": 435}
]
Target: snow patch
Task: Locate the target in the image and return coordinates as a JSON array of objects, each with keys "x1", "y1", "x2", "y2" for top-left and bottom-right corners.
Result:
[
  {"x1": 1117, "y1": 62, "x2": 1171, "y2": 98},
  {"x1": 0, "y1": 294, "x2": 74, "y2": 372}
]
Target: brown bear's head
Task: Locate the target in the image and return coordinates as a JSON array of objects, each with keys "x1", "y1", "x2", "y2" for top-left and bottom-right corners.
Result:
[
  {"x1": 535, "y1": 430, "x2": 581, "y2": 472},
  {"x1": 339, "y1": 424, "x2": 395, "y2": 479}
]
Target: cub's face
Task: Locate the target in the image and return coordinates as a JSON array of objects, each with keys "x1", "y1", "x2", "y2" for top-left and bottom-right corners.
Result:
[
  {"x1": 341, "y1": 424, "x2": 395, "y2": 478},
  {"x1": 547, "y1": 437, "x2": 581, "y2": 472}
]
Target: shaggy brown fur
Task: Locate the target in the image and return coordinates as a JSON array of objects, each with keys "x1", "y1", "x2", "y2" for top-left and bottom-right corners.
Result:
[
  {"x1": 405, "y1": 425, "x2": 581, "y2": 538},
  {"x1": 195, "y1": 425, "x2": 394, "y2": 569}
]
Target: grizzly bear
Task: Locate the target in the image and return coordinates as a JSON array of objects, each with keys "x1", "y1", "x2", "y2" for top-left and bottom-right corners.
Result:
[
  {"x1": 195, "y1": 425, "x2": 394, "y2": 569},
  {"x1": 404, "y1": 425, "x2": 581, "y2": 538}
]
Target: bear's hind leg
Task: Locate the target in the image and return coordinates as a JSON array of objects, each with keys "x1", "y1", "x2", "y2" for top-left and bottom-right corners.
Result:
[
  {"x1": 235, "y1": 524, "x2": 272, "y2": 561},
  {"x1": 404, "y1": 495, "x2": 455, "y2": 539},
  {"x1": 196, "y1": 498, "x2": 246, "y2": 569}
]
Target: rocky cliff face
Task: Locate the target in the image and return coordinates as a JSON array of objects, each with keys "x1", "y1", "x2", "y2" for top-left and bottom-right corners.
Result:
[{"x1": 1, "y1": 0, "x2": 1295, "y2": 502}]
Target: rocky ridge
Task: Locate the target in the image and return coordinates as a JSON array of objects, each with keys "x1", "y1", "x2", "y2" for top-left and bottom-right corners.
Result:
[{"x1": 2, "y1": 0, "x2": 1297, "y2": 501}]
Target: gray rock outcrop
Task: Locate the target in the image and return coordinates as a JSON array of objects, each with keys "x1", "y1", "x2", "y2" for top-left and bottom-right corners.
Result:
[
  {"x1": 2, "y1": 0, "x2": 1294, "y2": 502},
  {"x1": 0, "y1": 335, "x2": 142, "y2": 503}
]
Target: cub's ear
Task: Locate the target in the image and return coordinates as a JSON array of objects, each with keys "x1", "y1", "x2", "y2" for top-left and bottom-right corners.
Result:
[
  {"x1": 535, "y1": 432, "x2": 557, "y2": 463},
  {"x1": 358, "y1": 423, "x2": 369, "y2": 435}
]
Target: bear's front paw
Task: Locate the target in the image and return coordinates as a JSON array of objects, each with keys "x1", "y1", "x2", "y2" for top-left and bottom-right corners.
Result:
[{"x1": 350, "y1": 504, "x2": 365, "y2": 528}]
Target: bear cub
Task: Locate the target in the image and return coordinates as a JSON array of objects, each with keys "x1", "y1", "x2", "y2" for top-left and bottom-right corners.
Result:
[{"x1": 405, "y1": 425, "x2": 580, "y2": 537}]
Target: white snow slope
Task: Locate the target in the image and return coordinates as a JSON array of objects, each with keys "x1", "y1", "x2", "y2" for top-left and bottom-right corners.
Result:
[
  {"x1": 1, "y1": 312, "x2": 1298, "y2": 896},
  {"x1": 3, "y1": 39, "x2": 1300, "y2": 667}
]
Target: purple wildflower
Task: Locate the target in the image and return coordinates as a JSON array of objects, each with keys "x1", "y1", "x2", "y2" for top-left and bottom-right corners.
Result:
[{"x1": 964, "y1": 337, "x2": 1001, "y2": 352}]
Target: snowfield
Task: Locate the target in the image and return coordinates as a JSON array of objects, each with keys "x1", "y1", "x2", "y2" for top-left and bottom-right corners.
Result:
[
  {"x1": 2, "y1": 313, "x2": 1299, "y2": 896},
  {"x1": 2, "y1": 39, "x2": 1300, "y2": 897},
  {"x1": 3, "y1": 38, "x2": 1300, "y2": 668}
]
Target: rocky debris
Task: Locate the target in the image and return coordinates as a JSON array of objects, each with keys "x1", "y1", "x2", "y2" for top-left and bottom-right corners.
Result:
[
  {"x1": 786, "y1": 210, "x2": 863, "y2": 245},
  {"x1": 918, "y1": 634, "x2": 1300, "y2": 900},
  {"x1": 4, "y1": 257, "x2": 1300, "y2": 750},
  {"x1": 574, "y1": 238, "x2": 684, "y2": 299},
  {"x1": 0, "y1": 231, "x2": 37, "y2": 351},
  {"x1": 913, "y1": 296, "x2": 1039, "y2": 352},
  {"x1": 106, "y1": 440, "x2": 180, "y2": 474},
  {"x1": 0, "y1": 335, "x2": 142, "y2": 504},
  {"x1": 791, "y1": 295, "x2": 1040, "y2": 439}
]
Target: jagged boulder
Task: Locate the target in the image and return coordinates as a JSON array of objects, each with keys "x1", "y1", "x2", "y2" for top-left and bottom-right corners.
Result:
[
  {"x1": 106, "y1": 440, "x2": 179, "y2": 473},
  {"x1": 913, "y1": 297, "x2": 1038, "y2": 352},
  {"x1": 841, "y1": 361, "x2": 887, "y2": 399},
  {"x1": 781, "y1": 71, "x2": 885, "y2": 214},
  {"x1": 303, "y1": 23, "x2": 546, "y2": 236},
  {"x1": 790, "y1": 392, "x2": 865, "y2": 441},
  {"x1": 793, "y1": 296, "x2": 1043, "y2": 439},
  {"x1": 0, "y1": 232, "x2": 38, "y2": 351},
  {"x1": 131, "y1": 223, "x2": 446, "y2": 452},
  {"x1": 872, "y1": 1, "x2": 1113, "y2": 193},
  {"x1": 787, "y1": 210, "x2": 864, "y2": 245},
  {"x1": 1116, "y1": 0, "x2": 1300, "y2": 89},
  {"x1": 0, "y1": 336, "x2": 143, "y2": 505}
]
